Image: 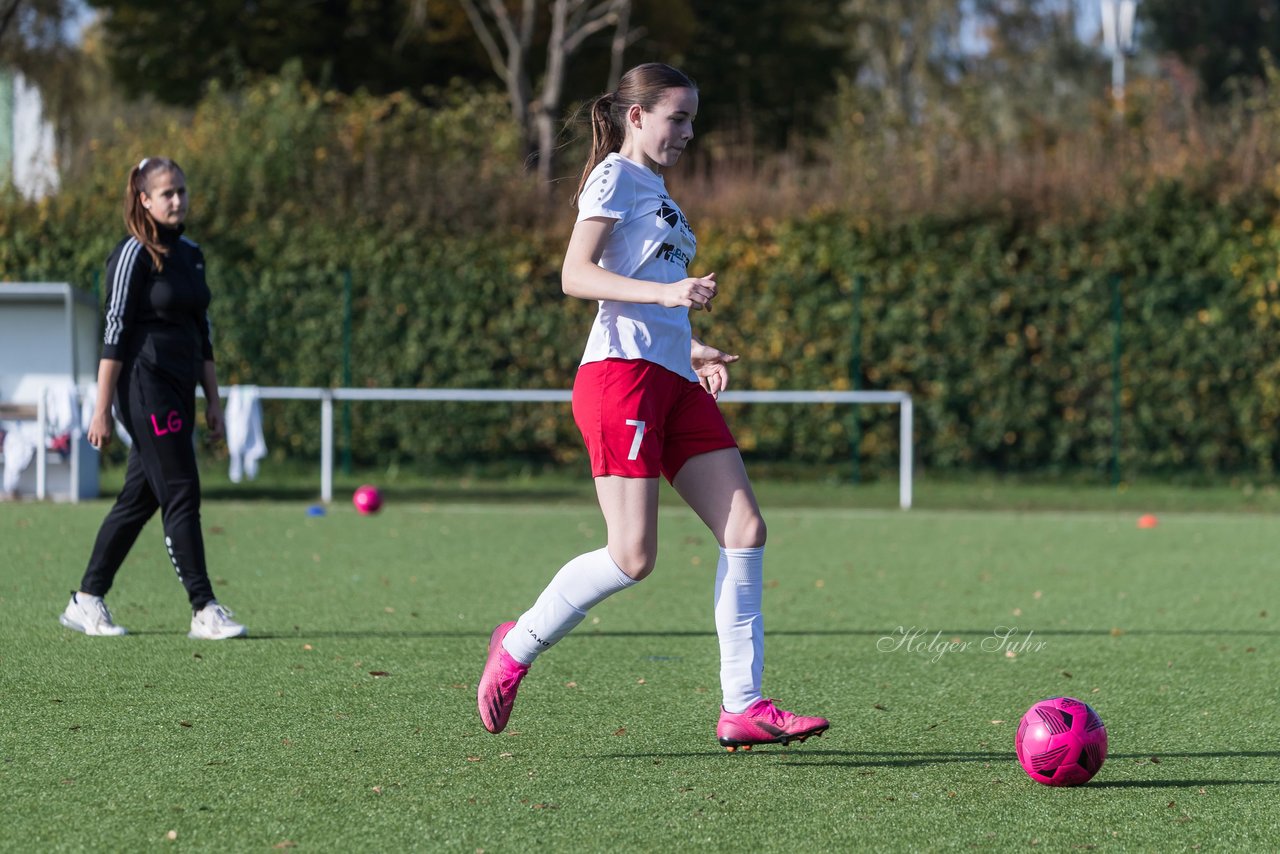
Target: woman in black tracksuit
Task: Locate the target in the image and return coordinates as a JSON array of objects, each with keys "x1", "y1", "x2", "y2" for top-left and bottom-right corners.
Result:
[{"x1": 58, "y1": 157, "x2": 246, "y2": 640}]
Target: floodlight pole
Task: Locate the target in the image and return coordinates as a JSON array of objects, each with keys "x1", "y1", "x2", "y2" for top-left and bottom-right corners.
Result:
[
  {"x1": 1111, "y1": 45, "x2": 1125, "y2": 116},
  {"x1": 1100, "y1": 0, "x2": 1137, "y2": 117}
]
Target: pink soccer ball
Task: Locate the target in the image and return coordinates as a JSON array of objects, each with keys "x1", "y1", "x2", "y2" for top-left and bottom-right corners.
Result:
[
  {"x1": 1015, "y1": 696, "x2": 1108, "y2": 786},
  {"x1": 352, "y1": 484, "x2": 382, "y2": 515}
]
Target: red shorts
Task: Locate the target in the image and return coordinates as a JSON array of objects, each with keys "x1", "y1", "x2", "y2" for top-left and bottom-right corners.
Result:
[{"x1": 573, "y1": 358, "x2": 737, "y2": 482}]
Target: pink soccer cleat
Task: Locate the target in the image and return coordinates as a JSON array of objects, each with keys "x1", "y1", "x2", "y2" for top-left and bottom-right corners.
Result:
[
  {"x1": 477, "y1": 621, "x2": 530, "y2": 734},
  {"x1": 717, "y1": 698, "x2": 829, "y2": 751}
]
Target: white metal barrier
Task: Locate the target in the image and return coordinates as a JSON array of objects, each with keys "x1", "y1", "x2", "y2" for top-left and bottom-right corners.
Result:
[{"x1": 245, "y1": 387, "x2": 914, "y2": 509}]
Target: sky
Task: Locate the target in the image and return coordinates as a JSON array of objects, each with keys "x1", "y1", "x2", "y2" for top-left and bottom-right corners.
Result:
[{"x1": 62, "y1": 0, "x2": 95, "y2": 43}]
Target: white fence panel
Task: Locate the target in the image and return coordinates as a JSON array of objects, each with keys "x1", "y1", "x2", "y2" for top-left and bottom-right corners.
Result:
[{"x1": 215, "y1": 387, "x2": 915, "y2": 509}]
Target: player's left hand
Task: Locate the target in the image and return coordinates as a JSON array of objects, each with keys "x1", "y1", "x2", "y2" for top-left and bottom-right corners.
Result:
[{"x1": 691, "y1": 340, "x2": 739, "y2": 399}]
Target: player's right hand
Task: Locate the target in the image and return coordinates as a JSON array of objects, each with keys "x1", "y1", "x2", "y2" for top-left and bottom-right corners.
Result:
[{"x1": 87, "y1": 411, "x2": 114, "y2": 450}]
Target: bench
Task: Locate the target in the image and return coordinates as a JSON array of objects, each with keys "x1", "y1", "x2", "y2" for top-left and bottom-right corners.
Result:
[
  {"x1": 0, "y1": 402, "x2": 38, "y2": 420},
  {"x1": 0, "y1": 397, "x2": 97, "y2": 502}
]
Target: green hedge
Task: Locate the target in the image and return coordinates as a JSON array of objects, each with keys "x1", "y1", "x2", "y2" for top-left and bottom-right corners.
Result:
[
  {"x1": 3, "y1": 75, "x2": 1279, "y2": 479},
  {"x1": 5, "y1": 185, "x2": 1277, "y2": 479}
]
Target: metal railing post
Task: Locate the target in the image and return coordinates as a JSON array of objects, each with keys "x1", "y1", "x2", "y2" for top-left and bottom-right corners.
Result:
[
  {"x1": 320, "y1": 391, "x2": 334, "y2": 503},
  {"x1": 899, "y1": 394, "x2": 913, "y2": 510},
  {"x1": 35, "y1": 392, "x2": 47, "y2": 499},
  {"x1": 850, "y1": 273, "x2": 864, "y2": 484}
]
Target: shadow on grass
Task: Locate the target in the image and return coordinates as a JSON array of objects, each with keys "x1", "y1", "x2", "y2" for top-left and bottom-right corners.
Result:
[
  {"x1": 1109, "y1": 751, "x2": 1280, "y2": 760},
  {"x1": 1088, "y1": 779, "x2": 1279, "y2": 788},
  {"x1": 774, "y1": 749, "x2": 1008, "y2": 769},
  {"x1": 594, "y1": 748, "x2": 1280, "y2": 784},
  {"x1": 589, "y1": 748, "x2": 1004, "y2": 765}
]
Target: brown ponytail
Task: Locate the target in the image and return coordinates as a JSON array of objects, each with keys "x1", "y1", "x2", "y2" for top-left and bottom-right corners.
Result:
[
  {"x1": 123, "y1": 157, "x2": 183, "y2": 271},
  {"x1": 571, "y1": 63, "x2": 697, "y2": 207}
]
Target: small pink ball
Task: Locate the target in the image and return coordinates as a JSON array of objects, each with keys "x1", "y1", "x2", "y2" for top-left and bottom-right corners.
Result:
[{"x1": 352, "y1": 484, "x2": 382, "y2": 515}]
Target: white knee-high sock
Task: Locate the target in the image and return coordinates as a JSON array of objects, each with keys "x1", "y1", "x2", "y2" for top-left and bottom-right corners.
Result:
[
  {"x1": 503, "y1": 547, "x2": 638, "y2": 665},
  {"x1": 715, "y1": 546, "x2": 765, "y2": 713}
]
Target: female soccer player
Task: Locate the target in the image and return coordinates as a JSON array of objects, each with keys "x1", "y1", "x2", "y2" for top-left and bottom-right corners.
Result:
[
  {"x1": 478, "y1": 63, "x2": 828, "y2": 750},
  {"x1": 58, "y1": 157, "x2": 246, "y2": 640}
]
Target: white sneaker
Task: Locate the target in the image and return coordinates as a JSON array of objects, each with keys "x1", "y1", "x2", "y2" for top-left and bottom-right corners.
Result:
[
  {"x1": 188, "y1": 602, "x2": 248, "y2": 640},
  {"x1": 59, "y1": 592, "x2": 128, "y2": 636}
]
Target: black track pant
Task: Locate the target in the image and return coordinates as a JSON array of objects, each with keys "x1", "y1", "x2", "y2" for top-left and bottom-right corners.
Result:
[{"x1": 79, "y1": 363, "x2": 214, "y2": 610}]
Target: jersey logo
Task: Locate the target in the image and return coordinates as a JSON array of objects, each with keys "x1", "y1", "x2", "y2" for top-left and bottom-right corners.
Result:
[
  {"x1": 657, "y1": 203, "x2": 680, "y2": 228},
  {"x1": 654, "y1": 242, "x2": 692, "y2": 269}
]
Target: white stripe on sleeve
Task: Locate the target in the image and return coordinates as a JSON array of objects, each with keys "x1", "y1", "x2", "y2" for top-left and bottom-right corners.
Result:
[{"x1": 104, "y1": 238, "x2": 142, "y2": 347}]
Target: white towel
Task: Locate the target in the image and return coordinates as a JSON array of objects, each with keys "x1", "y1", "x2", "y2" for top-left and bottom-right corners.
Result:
[
  {"x1": 44, "y1": 382, "x2": 79, "y2": 437},
  {"x1": 2, "y1": 425, "x2": 37, "y2": 493},
  {"x1": 225, "y1": 385, "x2": 267, "y2": 483}
]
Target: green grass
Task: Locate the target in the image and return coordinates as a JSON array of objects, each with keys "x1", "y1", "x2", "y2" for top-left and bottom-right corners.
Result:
[{"x1": 2, "y1": 480, "x2": 1278, "y2": 851}]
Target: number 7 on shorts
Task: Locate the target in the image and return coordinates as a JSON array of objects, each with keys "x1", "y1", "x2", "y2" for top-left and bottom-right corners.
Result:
[{"x1": 625, "y1": 419, "x2": 646, "y2": 461}]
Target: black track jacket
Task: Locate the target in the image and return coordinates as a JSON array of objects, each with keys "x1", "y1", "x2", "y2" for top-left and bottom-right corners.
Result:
[{"x1": 100, "y1": 225, "x2": 214, "y2": 384}]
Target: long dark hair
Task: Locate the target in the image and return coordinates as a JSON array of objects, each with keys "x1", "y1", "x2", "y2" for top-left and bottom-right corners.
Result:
[
  {"x1": 572, "y1": 63, "x2": 697, "y2": 207},
  {"x1": 123, "y1": 157, "x2": 184, "y2": 271}
]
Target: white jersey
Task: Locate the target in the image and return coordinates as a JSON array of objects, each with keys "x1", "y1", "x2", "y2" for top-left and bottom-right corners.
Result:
[{"x1": 575, "y1": 152, "x2": 698, "y2": 381}]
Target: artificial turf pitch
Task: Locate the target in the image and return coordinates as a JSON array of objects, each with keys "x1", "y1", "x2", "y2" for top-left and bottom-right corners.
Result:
[{"x1": 2, "y1": 492, "x2": 1278, "y2": 851}]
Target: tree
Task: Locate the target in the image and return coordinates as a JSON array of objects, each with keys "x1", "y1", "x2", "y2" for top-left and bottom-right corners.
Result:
[
  {"x1": 1143, "y1": 0, "x2": 1280, "y2": 101},
  {"x1": 833, "y1": 1, "x2": 1102, "y2": 141},
  {"x1": 958, "y1": 0, "x2": 1101, "y2": 136},
  {"x1": 0, "y1": 0, "x2": 73, "y2": 58},
  {"x1": 85, "y1": 0, "x2": 492, "y2": 105},
  {"x1": 0, "y1": 0, "x2": 83, "y2": 117},
  {"x1": 0, "y1": 0, "x2": 94, "y2": 178},
  {"x1": 459, "y1": 0, "x2": 634, "y2": 185},
  {"x1": 671, "y1": 0, "x2": 847, "y2": 149},
  {"x1": 840, "y1": 0, "x2": 966, "y2": 130}
]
